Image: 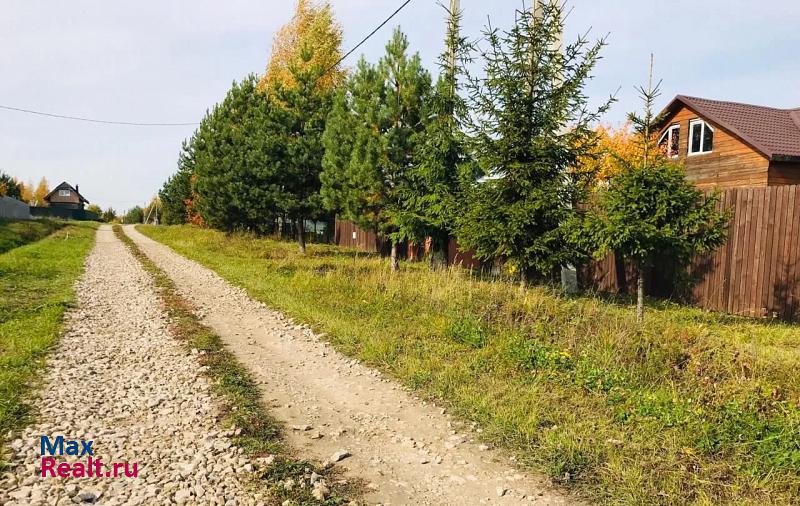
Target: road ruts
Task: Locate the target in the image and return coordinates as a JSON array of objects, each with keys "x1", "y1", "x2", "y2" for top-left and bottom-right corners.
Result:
[
  {"x1": 124, "y1": 225, "x2": 578, "y2": 506},
  {"x1": 0, "y1": 225, "x2": 265, "y2": 506}
]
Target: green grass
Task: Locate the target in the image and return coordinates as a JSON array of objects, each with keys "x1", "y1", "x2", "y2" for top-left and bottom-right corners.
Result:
[
  {"x1": 138, "y1": 224, "x2": 800, "y2": 505},
  {"x1": 0, "y1": 219, "x2": 65, "y2": 254},
  {"x1": 0, "y1": 221, "x2": 97, "y2": 469},
  {"x1": 115, "y1": 226, "x2": 356, "y2": 505}
]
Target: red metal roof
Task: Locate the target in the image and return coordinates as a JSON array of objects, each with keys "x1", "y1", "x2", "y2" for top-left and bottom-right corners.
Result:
[{"x1": 661, "y1": 95, "x2": 800, "y2": 160}]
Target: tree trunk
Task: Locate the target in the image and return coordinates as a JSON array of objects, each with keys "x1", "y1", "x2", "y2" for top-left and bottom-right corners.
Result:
[
  {"x1": 390, "y1": 241, "x2": 399, "y2": 272},
  {"x1": 636, "y1": 265, "x2": 645, "y2": 322},
  {"x1": 296, "y1": 218, "x2": 306, "y2": 254}
]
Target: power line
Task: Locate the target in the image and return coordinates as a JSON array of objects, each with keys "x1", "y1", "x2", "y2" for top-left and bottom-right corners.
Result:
[
  {"x1": 1, "y1": 0, "x2": 415, "y2": 125},
  {"x1": 0, "y1": 104, "x2": 199, "y2": 127},
  {"x1": 318, "y1": 0, "x2": 414, "y2": 82}
]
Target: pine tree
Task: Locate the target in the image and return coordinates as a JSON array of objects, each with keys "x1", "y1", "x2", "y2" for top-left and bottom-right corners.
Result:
[
  {"x1": 0, "y1": 172, "x2": 22, "y2": 199},
  {"x1": 160, "y1": 139, "x2": 195, "y2": 225},
  {"x1": 455, "y1": 3, "x2": 611, "y2": 283},
  {"x1": 270, "y1": 49, "x2": 334, "y2": 253},
  {"x1": 193, "y1": 75, "x2": 285, "y2": 234},
  {"x1": 321, "y1": 28, "x2": 432, "y2": 271}
]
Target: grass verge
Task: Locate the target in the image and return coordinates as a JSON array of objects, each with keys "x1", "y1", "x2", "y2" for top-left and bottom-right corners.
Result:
[
  {"x1": 114, "y1": 226, "x2": 356, "y2": 506},
  {"x1": 0, "y1": 221, "x2": 97, "y2": 469},
  {"x1": 0, "y1": 219, "x2": 65, "y2": 254},
  {"x1": 138, "y1": 224, "x2": 800, "y2": 506}
]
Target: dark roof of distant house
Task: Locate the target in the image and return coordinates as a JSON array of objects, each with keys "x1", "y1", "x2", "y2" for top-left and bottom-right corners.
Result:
[
  {"x1": 44, "y1": 181, "x2": 89, "y2": 203},
  {"x1": 659, "y1": 95, "x2": 800, "y2": 161}
]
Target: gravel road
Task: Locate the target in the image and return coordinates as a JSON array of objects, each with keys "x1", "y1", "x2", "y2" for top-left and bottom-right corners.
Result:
[
  {"x1": 124, "y1": 226, "x2": 577, "y2": 506},
  {"x1": 0, "y1": 226, "x2": 265, "y2": 506}
]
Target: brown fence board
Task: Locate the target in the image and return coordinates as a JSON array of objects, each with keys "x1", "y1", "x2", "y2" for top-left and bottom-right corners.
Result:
[
  {"x1": 753, "y1": 189, "x2": 772, "y2": 316},
  {"x1": 763, "y1": 188, "x2": 775, "y2": 315},
  {"x1": 782, "y1": 186, "x2": 797, "y2": 318},
  {"x1": 790, "y1": 193, "x2": 800, "y2": 319}
]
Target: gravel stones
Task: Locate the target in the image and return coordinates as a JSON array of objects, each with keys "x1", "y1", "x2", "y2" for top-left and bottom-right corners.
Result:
[{"x1": 0, "y1": 226, "x2": 265, "y2": 505}]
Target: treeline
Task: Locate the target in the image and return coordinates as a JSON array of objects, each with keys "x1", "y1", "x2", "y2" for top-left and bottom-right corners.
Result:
[
  {"x1": 0, "y1": 174, "x2": 51, "y2": 206},
  {"x1": 159, "y1": 1, "x2": 726, "y2": 316}
]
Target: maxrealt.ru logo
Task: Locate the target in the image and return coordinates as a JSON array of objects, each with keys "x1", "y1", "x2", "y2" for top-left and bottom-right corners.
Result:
[{"x1": 39, "y1": 436, "x2": 139, "y2": 478}]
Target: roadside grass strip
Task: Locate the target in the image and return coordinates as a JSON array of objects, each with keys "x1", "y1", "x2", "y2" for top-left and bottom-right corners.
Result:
[
  {"x1": 137, "y1": 224, "x2": 800, "y2": 506},
  {"x1": 114, "y1": 226, "x2": 357, "y2": 505},
  {"x1": 0, "y1": 221, "x2": 97, "y2": 470},
  {"x1": 0, "y1": 219, "x2": 65, "y2": 254}
]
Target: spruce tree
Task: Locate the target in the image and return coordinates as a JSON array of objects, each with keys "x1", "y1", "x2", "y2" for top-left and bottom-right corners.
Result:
[
  {"x1": 410, "y1": 5, "x2": 477, "y2": 266},
  {"x1": 455, "y1": 3, "x2": 610, "y2": 282},
  {"x1": 572, "y1": 67, "x2": 729, "y2": 321}
]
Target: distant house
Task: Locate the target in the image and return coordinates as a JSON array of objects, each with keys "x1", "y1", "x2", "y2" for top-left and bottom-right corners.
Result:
[
  {"x1": 656, "y1": 95, "x2": 800, "y2": 188},
  {"x1": 44, "y1": 182, "x2": 89, "y2": 210},
  {"x1": 30, "y1": 182, "x2": 97, "y2": 221}
]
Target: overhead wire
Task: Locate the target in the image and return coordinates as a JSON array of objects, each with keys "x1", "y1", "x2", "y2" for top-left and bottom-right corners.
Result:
[{"x1": 0, "y1": 0, "x2": 415, "y2": 127}]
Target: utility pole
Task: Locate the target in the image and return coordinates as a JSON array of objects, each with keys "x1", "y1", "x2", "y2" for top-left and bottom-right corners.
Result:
[
  {"x1": 533, "y1": 1, "x2": 562, "y2": 53},
  {"x1": 447, "y1": 0, "x2": 459, "y2": 74},
  {"x1": 533, "y1": 0, "x2": 578, "y2": 295}
]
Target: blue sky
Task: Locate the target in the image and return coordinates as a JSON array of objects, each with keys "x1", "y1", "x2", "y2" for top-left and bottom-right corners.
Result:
[{"x1": 2, "y1": 0, "x2": 798, "y2": 211}]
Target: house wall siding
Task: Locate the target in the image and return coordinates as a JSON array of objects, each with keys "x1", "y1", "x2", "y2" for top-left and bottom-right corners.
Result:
[
  {"x1": 768, "y1": 162, "x2": 800, "y2": 185},
  {"x1": 661, "y1": 106, "x2": 770, "y2": 188},
  {"x1": 48, "y1": 193, "x2": 81, "y2": 205}
]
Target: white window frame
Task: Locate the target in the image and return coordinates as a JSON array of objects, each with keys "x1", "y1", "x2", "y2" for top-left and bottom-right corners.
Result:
[
  {"x1": 58, "y1": 189, "x2": 71, "y2": 197},
  {"x1": 658, "y1": 124, "x2": 680, "y2": 158},
  {"x1": 688, "y1": 119, "x2": 714, "y2": 156}
]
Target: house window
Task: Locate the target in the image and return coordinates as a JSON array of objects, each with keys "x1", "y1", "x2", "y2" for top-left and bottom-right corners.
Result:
[
  {"x1": 58, "y1": 189, "x2": 71, "y2": 197},
  {"x1": 658, "y1": 124, "x2": 680, "y2": 158},
  {"x1": 688, "y1": 119, "x2": 713, "y2": 155}
]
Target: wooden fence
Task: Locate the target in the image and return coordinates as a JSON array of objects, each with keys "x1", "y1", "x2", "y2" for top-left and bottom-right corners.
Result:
[
  {"x1": 334, "y1": 219, "x2": 381, "y2": 252},
  {"x1": 583, "y1": 185, "x2": 800, "y2": 320},
  {"x1": 337, "y1": 185, "x2": 800, "y2": 320}
]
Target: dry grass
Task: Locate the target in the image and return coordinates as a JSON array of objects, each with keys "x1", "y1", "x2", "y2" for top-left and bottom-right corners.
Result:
[{"x1": 138, "y1": 224, "x2": 800, "y2": 505}]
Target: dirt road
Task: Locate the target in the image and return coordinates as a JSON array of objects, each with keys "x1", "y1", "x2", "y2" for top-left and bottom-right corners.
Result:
[
  {"x1": 124, "y1": 226, "x2": 576, "y2": 506},
  {"x1": 1, "y1": 225, "x2": 265, "y2": 505}
]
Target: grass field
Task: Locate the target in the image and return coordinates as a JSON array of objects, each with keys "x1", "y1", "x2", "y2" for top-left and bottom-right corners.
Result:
[
  {"x1": 139, "y1": 224, "x2": 800, "y2": 505},
  {"x1": 0, "y1": 219, "x2": 64, "y2": 254},
  {"x1": 0, "y1": 221, "x2": 97, "y2": 469}
]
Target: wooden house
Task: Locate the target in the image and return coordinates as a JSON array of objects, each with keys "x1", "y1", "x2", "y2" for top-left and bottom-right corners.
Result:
[
  {"x1": 44, "y1": 182, "x2": 89, "y2": 210},
  {"x1": 656, "y1": 95, "x2": 800, "y2": 188}
]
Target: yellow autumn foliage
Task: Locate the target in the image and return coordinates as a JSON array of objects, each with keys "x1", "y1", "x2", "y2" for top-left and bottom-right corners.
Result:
[
  {"x1": 259, "y1": 0, "x2": 345, "y2": 92},
  {"x1": 578, "y1": 123, "x2": 640, "y2": 181},
  {"x1": 33, "y1": 177, "x2": 50, "y2": 206},
  {"x1": 19, "y1": 180, "x2": 34, "y2": 203},
  {"x1": 578, "y1": 123, "x2": 671, "y2": 184}
]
